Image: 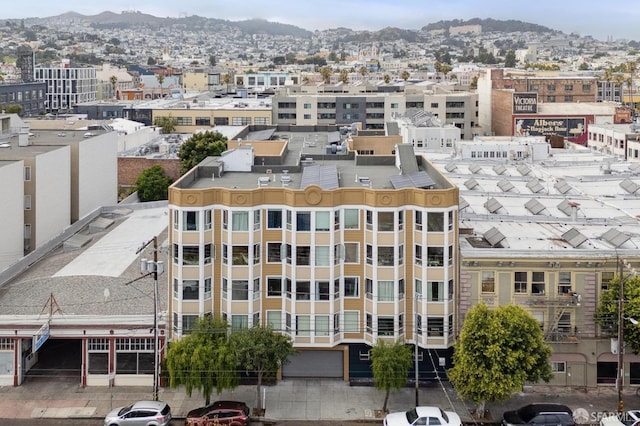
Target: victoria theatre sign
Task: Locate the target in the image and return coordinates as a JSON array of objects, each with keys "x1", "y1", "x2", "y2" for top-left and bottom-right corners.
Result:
[{"x1": 513, "y1": 93, "x2": 538, "y2": 114}]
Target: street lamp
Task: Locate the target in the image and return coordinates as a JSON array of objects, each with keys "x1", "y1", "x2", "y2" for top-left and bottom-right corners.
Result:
[{"x1": 138, "y1": 237, "x2": 163, "y2": 402}]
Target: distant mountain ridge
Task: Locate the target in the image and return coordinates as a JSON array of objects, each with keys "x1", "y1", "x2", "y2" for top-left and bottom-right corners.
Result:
[{"x1": 24, "y1": 11, "x2": 559, "y2": 40}]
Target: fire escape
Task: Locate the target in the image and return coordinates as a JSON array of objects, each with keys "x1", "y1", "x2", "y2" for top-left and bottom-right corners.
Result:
[{"x1": 532, "y1": 292, "x2": 582, "y2": 342}]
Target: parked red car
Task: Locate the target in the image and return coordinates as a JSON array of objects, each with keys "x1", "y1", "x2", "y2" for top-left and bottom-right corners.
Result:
[{"x1": 185, "y1": 400, "x2": 251, "y2": 426}]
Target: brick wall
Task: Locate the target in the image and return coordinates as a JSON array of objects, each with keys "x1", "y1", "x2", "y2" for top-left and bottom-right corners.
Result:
[{"x1": 118, "y1": 158, "x2": 182, "y2": 186}]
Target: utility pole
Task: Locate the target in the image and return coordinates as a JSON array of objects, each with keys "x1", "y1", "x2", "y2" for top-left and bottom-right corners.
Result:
[
  {"x1": 617, "y1": 256, "x2": 624, "y2": 414},
  {"x1": 414, "y1": 294, "x2": 419, "y2": 406},
  {"x1": 136, "y1": 236, "x2": 162, "y2": 402}
]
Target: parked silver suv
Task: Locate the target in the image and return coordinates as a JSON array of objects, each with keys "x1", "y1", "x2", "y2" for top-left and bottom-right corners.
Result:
[{"x1": 103, "y1": 400, "x2": 172, "y2": 426}]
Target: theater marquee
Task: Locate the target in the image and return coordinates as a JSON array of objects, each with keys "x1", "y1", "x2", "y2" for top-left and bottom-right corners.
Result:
[{"x1": 513, "y1": 93, "x2": 538, "y2": 114}]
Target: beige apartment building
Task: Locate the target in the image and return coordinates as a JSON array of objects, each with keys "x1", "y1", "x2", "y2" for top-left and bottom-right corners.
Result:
[{"x1": 168, "y1": 130, "x2": 459, "y2": 380}]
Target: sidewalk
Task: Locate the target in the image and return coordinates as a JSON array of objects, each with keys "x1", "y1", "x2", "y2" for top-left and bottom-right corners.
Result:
[{"x1": 0, "y1": 376, "x2": 635, "y2": 422}]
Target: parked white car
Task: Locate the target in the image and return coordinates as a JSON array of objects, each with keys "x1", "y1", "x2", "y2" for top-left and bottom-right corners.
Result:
[{"x1": 384, "y1": 406, "x2": 462, "y2": 426}]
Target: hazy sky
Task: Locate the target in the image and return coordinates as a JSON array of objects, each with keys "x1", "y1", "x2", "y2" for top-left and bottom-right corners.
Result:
[{"x1": 8, "y1": 0, "x2": 640, "y2": 41}]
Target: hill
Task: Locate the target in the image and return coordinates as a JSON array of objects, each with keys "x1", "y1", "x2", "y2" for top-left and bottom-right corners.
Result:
[{"x1": 423, "y1": 18, "x2": 556, "y2": 34}]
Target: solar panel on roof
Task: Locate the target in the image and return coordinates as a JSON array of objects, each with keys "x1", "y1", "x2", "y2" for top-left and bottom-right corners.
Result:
[
  {"x1": 493, "y1": 164, "x2": 508, "y2": 175},
  {"x1": 562, "y1": 228, "x2": 588, "y2": 248},
  {"x1": 484, "y1": 197, "x2": 503, "y2": 213},
  {"x1": 554, "y1": 180, "x2": 572, "y2": 194},
  {"x1": 524, "y1": 198, "x2": 546, "y2": 215},
  {"x1": 601, "y1": 228, "x2": 631, "y2": 248},
  {"x1": 484, "y1": 227, "x2": 506, "y2": 247},
  {"x1": 445, "y1": 163, "x2": 457, "y2": 172},
  {"x1": 630, "y1": 163, "x2": 640, "y2": 174},
  {"x1": 557, "y1": 199, "x2": 573, "y2": 216},
  {"x1": 620, "y1": 178, "x2": 640, "y2": 194},
  {"x1": 459, "y1": 197, "x2": 469, "y2": 210},
  {"x1": 517, "y1": 164, "x2": 531, "y2": 176},
  {"x1": 469, "y1": 164, "x2": 482, "y2": 174},
  {"x1": 497, "y1": 179, "x2": 515, "y2": 192},
  {"x1": 464, "y1": 178, "x2": 480, "y2": 190},
  {"x1": 300, "y1": 164, "x2": 339, "y2": 190},
  {"x1": 389, "y1": 171, "x2": 435, "y2": 189},
  {"x1": 526, "y1": 179, "x2": 545, "y2": 193}
]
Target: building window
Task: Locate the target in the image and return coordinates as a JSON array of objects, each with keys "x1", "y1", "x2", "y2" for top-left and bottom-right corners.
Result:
[
  {"x1": 267, "y1": 209, "x2": 282, "y2": 229},
  {"x1": 366, "y1": 245, "x2": 373, "y2": 265},
  {"x1": 296, "y1": 212, "x2": 311, "y2": 231},
  {"x1": 344, "y1": 243, "x2": 358, "y2": 263},
  {"x1": 204, "y1": 210, "x2": 212, "y2": 230},
  {"x1": 315, "y1": 316, "x2": 329, "y2": 336},
  {"x1": 183, "y1": 315, "x2": 198, "y2": 334},
  {"x1": 316, "y1": 246, "x2": 330, "y2": 266},
  {"x1": 267, "y1": 311, "x2": 282, "y2": 330},
  {"x1": 296, "y1": 315, "x2": 310, "y2": 336},
  {"x1": 415, "y1": 245, "x2": 423, "y2": 266},
  {"x1": 344, "y1": 311, "x2": 359, "y2": 332},
  {"x1": 232, "y1": 246, "x2": 249, "y2": 265},
  {"x1": 366, "y1": 210, "x2": 373, "y2": 230},
  {"x1": 481, "y1": 271, "x2": 495, "y2": 293},
  {"x1": 378, "y1": 211, "x2": 394, "y2": 231},
  {"x1": 564, "y1": 95, "x2": 573, "y2": 102},
  {"x1": 427, "y1": 281, "x2": 444, "y2": 301},
  {"x1": 296, "y1": 280, "x2": 310, "y2": 300},
  {"x1": 88, "y1": 338, "x2": 109, "y2": 374},
  {"x1": 296, "y1": 246, "x2": 311, "y2": 266},
  {"x1": 415, "y1": 210, "x2": 423, "y2": 231},
  {"x1": 378, "y1": 246, "x2": 394, "y2": 266},
  {"x1": 378, "y1": 317, "x2": 394, "y2": 336},
  {"x1": 547, "y1": 84, "x2": 556, "y2": 91},
  {"x1": 232, "y1": 280, "x2": 249, "y2": 300},
  {"x1": 427, "y1": 212, "x2": 444, "y2": 232},
  {"x1": 315, "y1": 211, "x2": 330, "y2": 231},
  {"x1": 378, "y1": 281, "x2": 394, "y2": 302},
  {"x1": 366, "y1": 314, "x2": 373, "y2": 333},
  {"x1": 514, "y1": 272, "x2": 527, "y2": 293},
  {"x1": 558, "y1": 272, "x2": 572, "y2": 294},
  {"x1": 253, "y1": 210, "x2": 261, "y2": 230},
  {"x1": 427, "y1": 247, "x2": 444, "y2": 266},
  {"x1": 115, "y1": 338, "x2": 154, "y2": 375},
  {"x1": 182, "y1": 246, "x2": 199, "y2": 265},
  {"x1": 344, "y1": 209, "x2": 359, "y2": 229},
  {"x1": 204, "y1": 278, "x2": 212, "y2": 299},
  {"x1": 564, "y1": 84, "x2": 574, "y2": 91},
  {"x1": 253, "y1": 278, "x2": 260, "y2": 300},
  {"x1": 222, "y1": 210, "x2": 228, "y2": 229},
  {"x1": 427, "y1": 317, "x2": 444, "y2": 337},
  {"x1": 24, "y1": 195, "x2": 31, "y2": 210},
  {"x1": 231, "y1": 315, "x2": 249, "y2": 330},
  {"x1": 267, "y1": 277, "x2": 282, "y2": 297},
  {"x1": 551, "y1": 361, "x2": 566, "y2": 373},
  {"x1": 601, "y1": 271, "x2": 614, "y2": 291},
  {"x1": 315, "y1": 281, "x2": 330, "y2": 301},
  {"x1": 344, "y1": 277, "x2": 359, "y2": 297},
  {"x1": 267, "y1": 243, "x2": 282, "y2": 262},
  {"x1": 532, "y1": 271, "x2": 545, "y2": 294},
  {"x1": 24, "y1": 166, "x2": 31, "y2": 181},
  {"x1": 183, "y1": 280, "x2": 199, "y2": 300},
  {"x1": 232, "y1": 211, "x2": 249, "y2": 231}
]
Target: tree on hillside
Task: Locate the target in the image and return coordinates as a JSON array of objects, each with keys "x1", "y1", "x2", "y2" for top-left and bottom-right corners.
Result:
[
  {"x1": 230, "y1": 326, "x2": 295, "y2": 412},
  {"x1": 165, "y1": 317, "x2": 239, "y2": 406},
  {"x1": 596, "y1": 274, "x2": 640, "y2": 354},
  {"x1": 153, "y1": 115, "x2": 177, "y2": 134},
  {"x1": 371, "y1": 340, "x2": 413, "y2": 413},
  {"x1": 136, "y1": 165, "x2": 172, "y2": 202},
  {"x1": 179, "y1": 131, "x2": 228, "y2": 175},
  {"x1": 448, "y1": 303, "x2": 552, "y2": 418}
]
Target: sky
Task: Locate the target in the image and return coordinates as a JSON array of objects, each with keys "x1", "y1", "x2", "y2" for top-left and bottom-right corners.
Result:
[{"x1": 7, "y1": 0, "x2": 640, "y2": 42}]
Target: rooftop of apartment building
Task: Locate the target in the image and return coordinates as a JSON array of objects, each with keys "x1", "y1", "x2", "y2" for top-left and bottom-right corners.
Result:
[
  {"x1": 0, "y1": 205, "x2": 169, "y2": 320},
  {"x1": 174, "y1": 128, "x2": 448, "y2": 192},
  {"x1": 424, "y1": 139, "x2": 640, "y2": 258}
]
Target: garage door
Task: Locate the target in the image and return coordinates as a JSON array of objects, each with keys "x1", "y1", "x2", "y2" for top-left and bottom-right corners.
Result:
[{"x1": 282, "y1": 350, "x2": 343, "y2": 378}]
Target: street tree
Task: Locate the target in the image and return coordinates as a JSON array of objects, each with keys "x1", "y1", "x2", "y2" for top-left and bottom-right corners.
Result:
[
  {"x1": 401, "y1": 70, "x2": 410, "y2": 81},
  {"x1": 595, "y1": 274, "x2": 640, "y2": 354},
  {"x1": 230, "y1": 326, "x2": 295, "y2": 412},
  {"x1": 359, "y1": 66, "x2": 367, "y2": 81},
  {"x1": 371, "y1": 339, "x2": 413, "y2": 413},
  {"x1": 156, "y1": 74, "x2": 165, "y2": 98},
  {"x1": 178, "y1": 130, "x2": 228, "y2": 174},
  {"x1": 153, "y1": 115, "x2": 177, "y2": 134},
  {"x1": 165, "y1": 317, "x2": 239, "y2": 406},
  {"x1": 448, "y1": 303, "x2": 552, "y2": 418},
  {"x1": 135, "y1": 165, "x2": 172, "y2": 202},
  {"x1": 504, "y1": 50, "x2": 517, "y2": 68}
]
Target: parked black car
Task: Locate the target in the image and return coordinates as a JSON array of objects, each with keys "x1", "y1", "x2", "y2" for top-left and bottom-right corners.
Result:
[{"x1": 502, "y1": 403, "x2": 575, "y2": 426}]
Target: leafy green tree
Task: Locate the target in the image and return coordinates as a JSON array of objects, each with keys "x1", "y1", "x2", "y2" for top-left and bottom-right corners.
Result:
[
  {"x1": 109, "y1": 75, "x2": 118, "y2": 99},
  {"x1": 208, "y1": 55, "x2": 216, "y2": 66},
  {"x1": 136, "y1": 165, "x2": 172, "y2": 202},
  {"x1": 579, "y1": 62, "x2": 590, "y2": 71},
  {"x1": 179, "y1": 131, "x2": 228, "y2": 174},
  {"x1": 165, "y1": 317, "x2": 239, "y2": 405},
  {"x1": 448, "y1": 303, "x2": 552, "y2": 418},
  {"x1": 383, "y1": 74, "x2": 391, "y2": 84},
  {"x1": 470, "y1": 76, "x2": 479, "y2": 90},
  {"x1": 371, "y1": 340, "x2": 413, "y2": 413},
  {"x1": 320, "y1": 66, "x2": 332, "y2": 84},
  {"x1": 147, "y1": 56, "x2": 156, "y2": 66},
  {"x1": 359, "y1": 66, "x2": 367, "y2": 80},
  {"x1": 230, "y1": 326, "x2": 295, "y2": 411},
  {"x1": 596, "y1": 274, "x2": 640, "y2": 354},
  {"x1": 504, "y1": 50, "x2": 517, "y2": 68},
  {"x1": 327, "y1": 51, "x2": 339, "y2": 62},
  {"x1": 153, "y1": 115, "x2": 177, "y2": 134},
  {"x1": 5, "y1": 104, "x2": 22, "y2": 115},
  {"x1": 401, "y1": 70, "x2": 410, "y2": 81},
  {"x1": 339, "y1": 69, "x2": 349, "y2": 84},
  {"x1": 156, "y1": 74, "x2": 165, "y2": 98}
]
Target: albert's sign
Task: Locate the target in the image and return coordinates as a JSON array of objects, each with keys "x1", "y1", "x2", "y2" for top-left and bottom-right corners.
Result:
[{"x1": 513, "y1": 93, "x2": 538, "y2": 114}]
